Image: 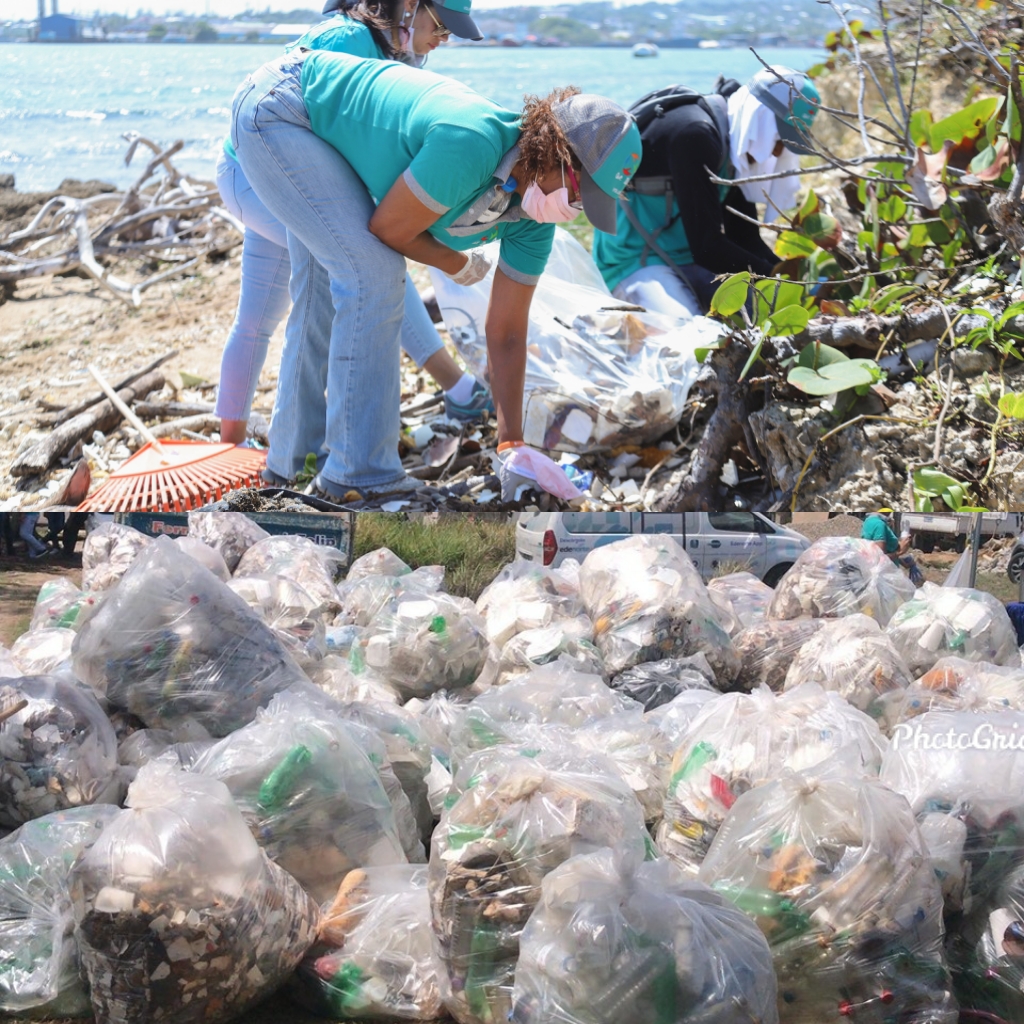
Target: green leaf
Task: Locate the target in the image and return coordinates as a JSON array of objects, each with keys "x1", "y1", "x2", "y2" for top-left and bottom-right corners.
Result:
[
  {"x1": 929, "y1": 96, "x2": 1004, "y2": 151},
  {"x1": 738, "y1": 339, "x2": 764, "y2": 382},
  {"x1": 774, "y1": 231, "x2": 817, "y2": 260},
  {"x1": 942, "y1": 237, "x2": 963, "y2": 268},
  {"x1": 806, "y1": 63, "x2": 828, "y2": 78},
  {"x1": 695, "y1": 338, "x2": 724, "y2": 364},
  {"x1": 971, "y1": 144, "x2": 998, "y2": 174},
  {"x1": 788, "y1": 358, "x2": 880, "y2": 396},
  {"x1": 802, "y1": 212, "x2": 843, "y2": 250},
  {"x1": 998, "y1": 392, "x2": 1024, "y2": 419},
  {"x1": 913, "y1": 466, "x2": 966, "y2": 498},
  {"x1": 797, "y1": 341, "x2": 849, "y2": 370},
  {"x1": 179, "y1": 371, "x2": 207, "y2": 387},
  {"x1": 1005, "y1": 82, "x2": 1021, "y2": 143},
  {"x1": 764, "y1": 304, "x2": 812, "y2": 337},
  {"x1": 755, "y1": 278, "x2": 805, "y2": 313},
  {"x1": 910, "y1": 110, "x2": 933, "y2": 148},
  {"x1": 709, "y1": 272, "x2": 750, "y2": 318},
  {"x1": 870, "y1": 283, "x2": 918, "y2": 314},
  {"x1": 942, "y1": 483, "x2": 967, "y2": 510},
  {"x1": 877, "y1": 195, "x2": 908, "y2": 223},
  {"x1": 914, "y1": 493, "x2": 935, "y2": 512},
  {"x1": 798, "y1": 189, "x2": 819, "y2": 221}
]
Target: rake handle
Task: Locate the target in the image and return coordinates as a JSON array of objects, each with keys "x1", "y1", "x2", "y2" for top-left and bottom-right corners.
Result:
[{"x1": 87, "y1": 364, "x2": 169, "y2": 459}]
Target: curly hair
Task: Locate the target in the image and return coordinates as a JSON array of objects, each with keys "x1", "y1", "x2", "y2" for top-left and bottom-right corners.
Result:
[{"x1": 517, "y1": 86, "x2": 582, "y2": 183}]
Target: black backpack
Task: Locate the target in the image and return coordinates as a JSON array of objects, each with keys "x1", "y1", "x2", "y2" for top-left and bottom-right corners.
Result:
[{"x1": 618, "y1": 76, "x2": 741, "y2": 277}]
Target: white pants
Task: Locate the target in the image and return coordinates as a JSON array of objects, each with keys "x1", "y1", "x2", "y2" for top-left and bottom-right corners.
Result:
[{"x1": 612, "y1": 263, "x2": 700, "y2": 320}]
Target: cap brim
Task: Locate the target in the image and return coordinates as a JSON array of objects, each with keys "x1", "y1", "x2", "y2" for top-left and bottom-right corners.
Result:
[
  {"x1": 322, "y1": 0, "x2": 342, "y2": 12},
  {"x1": 580, "y1": 166, "x2": 618, "y2": 234},
  {"x1": 776, "y1": 116, "x2": 816, "y2": 156},
  {"x1": 433, "y1": 4, "x2": 483, "y2": 40}
]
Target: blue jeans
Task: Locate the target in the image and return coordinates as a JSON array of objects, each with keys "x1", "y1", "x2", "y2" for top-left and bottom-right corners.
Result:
[{"x1": 216, "y1": 137, "x2": 441, "y2": 480}]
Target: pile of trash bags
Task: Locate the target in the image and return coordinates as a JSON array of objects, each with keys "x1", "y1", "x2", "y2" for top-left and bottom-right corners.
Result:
[{"x1": 3, "y1": 518, "x2": 1024, "y2": 1024}]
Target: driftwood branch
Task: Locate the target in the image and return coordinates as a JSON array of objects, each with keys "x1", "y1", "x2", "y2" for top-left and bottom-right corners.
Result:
[
  {"x1": 653, "y1": 339, "x2": 751, "y2": 511},
  {"x1": 11, "y1": 370, "x2": 166, "y2": 478},
  {"x1": 793, "y1": 306, "x2": 1001, "y2": 348},
  {"x1": 0, "y1": 135, "x2": 240, "y2": 301}
]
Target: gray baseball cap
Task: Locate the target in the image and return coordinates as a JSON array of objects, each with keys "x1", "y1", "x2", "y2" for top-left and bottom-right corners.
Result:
[
  {"x1": 551, "y1": 94, "x2": 642, "y2": 234},
  {"x1": 747, "y1": 66, "x2": 821, "y2": 156}
]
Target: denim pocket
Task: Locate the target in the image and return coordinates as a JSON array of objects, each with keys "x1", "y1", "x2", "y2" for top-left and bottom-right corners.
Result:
[{"x1": 263, "y1": 74, "x2": 310, "y2": 130}]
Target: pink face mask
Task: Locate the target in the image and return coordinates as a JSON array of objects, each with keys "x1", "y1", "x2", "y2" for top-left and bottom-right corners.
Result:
[{"x1": 520, "y1": 168, "x2": 577, "y2": 223}]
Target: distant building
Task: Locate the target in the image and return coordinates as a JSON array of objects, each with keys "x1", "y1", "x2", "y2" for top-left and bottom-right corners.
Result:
[{"x1": 37, "y1": 12, "x2": 80, "y2": 40}]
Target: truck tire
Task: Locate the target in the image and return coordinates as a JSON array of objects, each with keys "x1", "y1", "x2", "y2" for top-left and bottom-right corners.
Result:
[
  {"x1": 1009, "y1": 548, "x2": 1024, "y2": 585},
  {"x1": 918, "y1": 535, "x2": 935, "y2": 554},
  {"x1": 762, "y1": 563, "x2": 792, "y2": 589}
]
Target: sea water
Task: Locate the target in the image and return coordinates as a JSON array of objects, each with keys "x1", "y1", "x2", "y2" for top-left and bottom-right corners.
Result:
[{"x1": 0, "y1": 43, "x2": 821, "y2": 191}]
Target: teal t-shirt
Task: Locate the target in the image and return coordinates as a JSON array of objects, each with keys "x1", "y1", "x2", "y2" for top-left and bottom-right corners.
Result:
[
  {"x1": 592, "y1": 163, "x2": 732, "y2": 293},
  {"x1": 223, "y1": 17, "x2": 384, "y2": 162},
  {"x1": 862, "y1": 515, "x2": 899, "y2": 555},
  {"x1": 299, "y1": 51, "x2": 555, "y2": 284}
]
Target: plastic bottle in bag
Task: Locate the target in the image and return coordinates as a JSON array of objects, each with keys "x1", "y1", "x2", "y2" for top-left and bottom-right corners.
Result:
[
  {"x1": 0, "y1": 805, "x2": 120, "y2": 1016},
  {"x1": 30, "y1": 579, "x2": 103, "y2": 633},
  {"x1": 72, "y1": 536, "x2": 309, "y2": 737},
  {"x1": 429, "y1": 748, "x2": 649, "y2": 1024},
  {"x1": 706, "y1": 571, "x2": 774, "y2": 635},
  {"x1": 0, "y1": 675, "x2": 121, "y2": 827},
  {"x1": 70, "y1": 762, "x2": 319, "y2": 1024},
  {"x1": 81, "y1": 522, "x2": 151, "y2": 592},
  {"x1": 579, "y1": 536, "x2": 739, "y2": 684},
  {"x1": 228, "y1": 574, "x2": 328, "y2": 668},
  {"x1": 512, "y1": 846, "x2": 779, "y2": 1024},
  {"x1": 291, "y1": 865, "x2": 443, "y2": 1020},
  {"x1": 475, "y1": 561, "x2": 584, "y2": 649},
  {"x1": 191, "y1": 686, "x2": 418, "y2": 903},
  {"x1": 698, "y1": 765, "x2": 958, "y2": 1024},
  {"x1": 236, "y1": 535, "x2": 346, "y2": 617},
  {"x1": 886, "y1": 583, "x2": 1022, "y2": 676},
  {"x1": 767, "y1": 537, "x2": 916, "y2": 625},
  {"x1": 658, "y1": 684, "x2": 887, "y2": 873}
]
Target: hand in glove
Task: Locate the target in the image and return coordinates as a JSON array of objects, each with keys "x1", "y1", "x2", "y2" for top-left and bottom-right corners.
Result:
[
  {"x1": 496, "y1": 442, "x2": 583, "y2": 504},
  {"x1": 445, "y1": 250, "x2": 492, "y2": 287}
]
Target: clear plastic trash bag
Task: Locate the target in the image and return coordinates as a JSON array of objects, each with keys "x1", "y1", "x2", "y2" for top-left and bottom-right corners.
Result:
[
  {"x1": 0, "y1": 675, "x2": 121, "y2": 827},
  {"x1": 886, "y1": 582, "x2": 1022, "y2": 676},
  {"x1": 475, "y1": 561, "x2": 584, "y2": 648},
  {"x1": 81, "y1": 522, "x2": 151, "y2": 592},
  {"x1": 967, "y1": 857, "x2": 1024, "y2": 1021},
  {"x1": 706, "y1": 571, "x2": 774, "y2": 635},
  {"x1": 881, "y1": 710, "x2": 1024, "y2": 914},
  {"x1": 579, "y1": 535, "x2": 739, "y2": 683},
  {"x1": 431, "y1": 228, "x2": 723, "y2": 452},
  {"x1": 311, "y1": 653, "x2": 403, "y2": 706},
  {"x1": 0, "y1": 805, "x2": 120, "y2": 1016},
  {"x1": 187, "y1": 511, "x2": 270, "y2": 573},
  {"x1": 698, "y1": 765, "x2": 957, "y2": 1024},
  {"x1": 335, "y1": 569, "x2": 446, "y2": 629},
  {"x1": 782, "y1": 613, "x2": 914, "y2": 717},
  {"x1": 70, "y1": 762, "x2": 319, "y2": 1024},
  {"x1": 190, "y1": 686, "x2": 416, "y2": 903},
  {"x1": 733, "y1": 618, "x2": 824, "y2": 692},
  {"x1": 479, "y1": 618, "x2": 603, "y2": 690},
  {"x1": 429, "y1": 747, "x2": 649, "y2": 1024},
  {"x1": 351, "y1": 592, "x2": 490, "y2": 701},
  {"x1": 228, "y1": 574, "x2": 328, "y2": 668},
  {"x1": 646, "y1": 689, "x2": 724, "y2": 750},
  {"x1": 236, "y1": 535, "x2": 345, "y2": 617},
  {"x1": 10, "y1": 628, "x2": 76, "y2": 677},
  {"x1": 173, "y1": 537, "x2": 230, "y2": 582},
  {"x1": 30, "y1": 579, "x2": 103, "y2": 633},
  {"x1": 345, "y1": 548, "x2": 414, "y2": 583},
  {"x1": 511, "y1": 846, "x2": 779, "y2": 1024},
  {"x1": 658, "y1": 683, "x2": 887, "y2": 874},
  {"x1": 291, "y1": 865, "x2": 443, "y2": 1020},
  {"x1": 72, "y1": 536, "x2": 309, "y2": 738},
  {"x1": 767, "y1": 537, "x2": 916, "y2": 625}
]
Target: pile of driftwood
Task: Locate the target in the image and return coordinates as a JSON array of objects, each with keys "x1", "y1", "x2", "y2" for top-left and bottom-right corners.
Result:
[{"x1": 0, "y1": 134, "x2": 242, "y2": 308}]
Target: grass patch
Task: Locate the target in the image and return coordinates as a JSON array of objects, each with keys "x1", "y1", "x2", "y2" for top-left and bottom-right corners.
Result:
[{"x1": 352, "y1": 513, "x2": 516, "y2": 600}]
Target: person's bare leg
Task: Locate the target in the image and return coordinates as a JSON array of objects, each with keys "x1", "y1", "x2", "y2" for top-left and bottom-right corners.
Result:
[
  {"x1": 422, "y1": 348, "x2": 463, "y2": 391},
  {"x1": 220, "y1": 418, "x2": 248, "y2": 444}
]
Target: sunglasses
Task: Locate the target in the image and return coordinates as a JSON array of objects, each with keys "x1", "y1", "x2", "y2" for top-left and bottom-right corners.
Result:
[
  {"x1": 423, "y1": 4, "x2": 451, "y2": 38},
  {"x1": 564, "y1": 163, "x2": 583, "y2": 211}
]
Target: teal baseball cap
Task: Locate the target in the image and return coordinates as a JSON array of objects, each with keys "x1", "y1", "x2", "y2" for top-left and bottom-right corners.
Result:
[
  {"x1": 431, "y1": 0, "x2": 482, "y2": 41},
  {"x1": 552, "y1": 94, "x2": 642, "y2": 234},
  {"x1": 747, "y1": 66, "x2": 821, "y2": 155}
]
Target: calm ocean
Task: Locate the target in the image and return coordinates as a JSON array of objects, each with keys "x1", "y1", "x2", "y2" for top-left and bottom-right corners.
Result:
[{"x1": 0, "y1": 42, "x2": 821, "y2": 191}]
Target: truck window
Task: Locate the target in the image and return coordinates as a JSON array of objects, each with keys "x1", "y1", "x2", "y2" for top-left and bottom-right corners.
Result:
[
  {"x1": 562, "y1": 513, "x2": 632, "y2": 535},
  {"x1": 707, "y1": 512, "x2": 764, "y2": 534}
]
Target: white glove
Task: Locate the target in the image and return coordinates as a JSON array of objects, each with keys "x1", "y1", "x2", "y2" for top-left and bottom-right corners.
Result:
[{"x1": 446, "y1": 250, "x2": 492, "y2": 287}]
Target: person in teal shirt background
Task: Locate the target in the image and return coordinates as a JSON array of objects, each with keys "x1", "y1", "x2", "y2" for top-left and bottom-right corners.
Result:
[
  {"x1": 863, "y1": 510, "x2": 903, "y2": 555},
  {"x1": 214, "y1": 0, "x2": 489, "y2": 477},
  {"x1": 232, "y1": 49, "x2": 641, "y2": 499}
]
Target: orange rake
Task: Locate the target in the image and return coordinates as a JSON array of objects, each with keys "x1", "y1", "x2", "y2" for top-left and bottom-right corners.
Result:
[{"x1": 75, "y1": 364, "x2": 266, "y2": 513}]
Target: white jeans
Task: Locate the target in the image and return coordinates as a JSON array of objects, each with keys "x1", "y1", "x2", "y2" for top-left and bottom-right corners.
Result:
[{"x1": 612, "y1": 263, "x2": 701, "y2": 320}]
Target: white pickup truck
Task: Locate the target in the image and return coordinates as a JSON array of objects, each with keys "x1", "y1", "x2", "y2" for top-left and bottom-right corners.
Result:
[
  {"x1": 516, "y1": 511, "x2": 811, "y2": 586},
  {"x1": 900, "y1": 512, "x2": 1024, "y2": 553}
]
